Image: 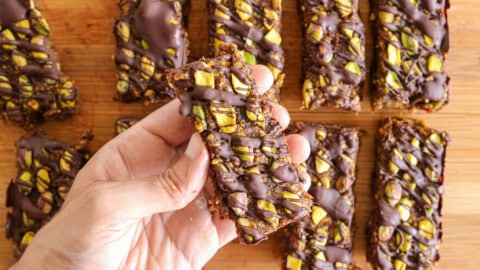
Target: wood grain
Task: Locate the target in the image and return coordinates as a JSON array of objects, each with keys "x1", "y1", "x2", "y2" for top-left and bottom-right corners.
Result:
[{"x1": 1, "y1": 0, "x2": 480, "y2": 269}]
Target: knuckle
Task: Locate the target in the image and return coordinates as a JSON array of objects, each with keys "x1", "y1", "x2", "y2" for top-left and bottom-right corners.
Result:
[{"x1": 152, "y1": 168, "x2": 189, "y2": 208}]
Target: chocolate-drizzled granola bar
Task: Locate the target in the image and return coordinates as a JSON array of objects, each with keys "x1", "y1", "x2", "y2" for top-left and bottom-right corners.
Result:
[
  {"x1": 114, "y1": 117, "x2": 139, "y2": 135},
  {"x1": 114, "y1": 0, "x2": 189, "y2": 103},
  {"x1": 371, "y1": 0, "x2": 450, "y2": 111},
  {"x1": 208, "y1": 0, "x2": 284, "y2": 101},
  {"x1": 166, "y1": 44, "x2": 311, "y2": 244},
  {"x1": 285, "y1": 122, "x2": 360, "y2": 270},
  {"x1": 6, "y1": 130, "x2": 92, "y2": 258},
  {"x1": 367, "y1": 117, "x2": 449, "y2": 269},
  {"x1": 299, "y1": 0, "x2": 366, "y2": 111},
  {"x1": 0, "y1": 0, "x2": 78, "y2": 127}
]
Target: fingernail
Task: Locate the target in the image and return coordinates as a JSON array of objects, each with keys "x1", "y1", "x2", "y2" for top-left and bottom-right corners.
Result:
[{"x1": 185, "y1": 133, "x2": 204, "y2": 160}]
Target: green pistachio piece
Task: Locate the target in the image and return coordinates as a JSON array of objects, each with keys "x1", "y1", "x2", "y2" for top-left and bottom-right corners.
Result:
[
  {"x1": 394, "y1": 259, "x2": 407, "y2": 270},
  {"x1": 378, "y1": 11, "x2": 394, "y2": 23},
  {"x1": 20, "y1": 231, "x2": 35, "y2": 246},
  {"x1": 427, "y1": 55, "x2": 442, "y2": 72},
  {"x1": 23, "y1": 211, "x2": 35, "y2": 227},
  {"x1": 140, "y1": 56, "x2": 155, "y2": 78},
  {"x1": 385, "y1": 180, "x2": 402, "y2": 206},
  {"x1": 424, "y1": 35, "x2": 434, "y2": 46},
  {"x1": 315, "y1": 156, "x2": 330, "y2": 174},
  {"x1": 397, "y1": 198, "x2": 414, "y2": 221},
  {"x1": 116, "y1": 21, "x2": 130, "y2": 42},
  {"x1": 286, "y1": 255, "x2": 302, "y2": 270},
  {"x1": 214, "y1": 8, "x2": 230, "y2": 19},
  {"x1": 311, "y1": 205, "x2": 327, "y2": 225},
  {"x1": 36, "y1": 168, "x2": 50, "y2": 193},
  {"x1": 194, "y1": 70, "x2": 215, "y2": 88},
  {"x1": 344, "y1": 61, "x2": 361, "y2": 76},
  {"x1": 302, "y1": 79, "x2": 314, "y2": 108},
  {"x1": 419, "y1": 218, "x2": 435, "y2": 240},
  {"x1": 264, "y1": 29, "x2": 282, "y2": 45},
  {"x1": 335, "y1": 0, "x2": 352, "y2": 17},
  {"x1": 243, "y1": 51, "x2": 257, "y2": 65},
  {"x1": 210, "y1": 101, "x2": 236, "y2": 133},
  {"x1": 257, "y1": 199, "x2": 277, "y2": 213},
  {"x1": 231, "y1": 74, "x2": 250, "y2": 96},
  {"x1": 401, "y1": 31, "x2": 419, "y2": 52},
  {"x1": 117, "y1": 80, "x2": 129, "y2": 95},
  {"x1": 348, "y1": 36, "x2": 362, "y2": 56},
  {"x1": 12, "y1": 53, "x2": 28, "y2": 67},
  {"x1": 192, "y1": 105, "x2": 207, "y2": 132},
  {"x1": 235, "y1": 0, "x2": 253, "y2": 20},
  {"x1": 386, "y1": 70, "x2": 403, "y2": 90},
  {"x1": 307, "y1": 23, "x2": 323, "y2": 42},
  {"x1": 387, "y1": 44, "x2": 401, "y2": 66}
]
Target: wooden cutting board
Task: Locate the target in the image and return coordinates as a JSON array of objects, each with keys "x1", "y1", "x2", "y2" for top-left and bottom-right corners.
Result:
[{"x1": 1, "y1": 0, "x2": 480, "y2": 268}]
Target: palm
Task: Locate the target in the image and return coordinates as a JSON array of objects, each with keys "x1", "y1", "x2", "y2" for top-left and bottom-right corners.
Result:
[
  {"x1": 55, "y1": 119, "x2": 233, "y2": 269},
  {"x1": 84, "y1": 194, "x2": 224, "y2": 269}
]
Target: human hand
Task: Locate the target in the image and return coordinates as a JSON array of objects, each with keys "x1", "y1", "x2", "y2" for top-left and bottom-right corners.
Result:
[{"x1": 12, "y1": 66, "x2": 311, "y2": 270}]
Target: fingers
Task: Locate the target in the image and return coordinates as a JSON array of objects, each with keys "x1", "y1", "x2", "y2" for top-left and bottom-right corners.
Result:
[
  {"x1": 270, "y1": 103, "x2": 290, "y2": 130},
  {"x1": 86, "y1": 134, "x2": 210, "y2": 219},
  {"x1": 138, "y1": 99, "x2": 197, "y2": 147},
  {"x1": 286, "y1": 134, "x2": 310, "y2": 164},
  {"x1": 252, "y1": 65, "x2": 274, "y2": 94}
]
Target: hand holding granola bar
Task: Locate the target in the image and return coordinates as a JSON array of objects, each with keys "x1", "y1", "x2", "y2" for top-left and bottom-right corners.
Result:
[{"x1": 11, "y1": 64, "x2": 310, "y2": 269}]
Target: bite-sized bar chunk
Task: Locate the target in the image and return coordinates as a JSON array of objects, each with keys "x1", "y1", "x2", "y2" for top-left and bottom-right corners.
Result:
[
  {"x1": 6, "y1": 130, "x2": 93, "y2": 259},
  {"x1": 299, "y1": 0, "x2": 366, "y2": 111},
  {"x1": 166, "y1": 44, "x2": 311, "y2": 244},
  {"x1": 114, "y1": 117, "x2": 140, "y2": 135},
  {"x1": 367, "y1": 117, "x2": 449, "y2": 269},
  {"x1": 114, "y1": 0, "x2": 189, "y2": 103},
  {"x1": 371, "y1": 0, "x2": 450, "y2": 111},
  {"x1": 285, "y1": 122, "x2": 360, "y2": 270},
  {"x1": 0, "y1": 0, "x2": 78, "y2": 127},
  {"x1": 208, "y1": 0, "x2": 284, "y2": 101}
]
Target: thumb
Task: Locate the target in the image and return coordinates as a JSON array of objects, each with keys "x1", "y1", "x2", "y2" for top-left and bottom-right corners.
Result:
[{"x1": 85, "y1": 133, "x2": 209, "y2": 220}]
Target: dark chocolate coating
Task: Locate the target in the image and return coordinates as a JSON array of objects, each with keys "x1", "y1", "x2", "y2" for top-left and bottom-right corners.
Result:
[
  {"x1": 285, "y1": 122, "x2": 360, "y2": 270},
  {"x1": 166, "y1": 44, "x2": 312, "y2": 244},
  {"x1": 113, "y1": 0, "x2": 189, "y2": 103},
  {"x1": 299, "y1": 0, "x2": 366, "y2": 112},
  {"x1": 0, "y1": 0, "x2": 78, "y2": 128},
  {"x1": 367, "y1": 117, "x2": 450, "y2": 269},
  {"x1": 5, "y1": 130, "x2": 92, "y2": 259},
  {"x1": 208, "y1": 0, "x2": 284, "y2": 101},
  {"x1": 371, "y1": 0, "x2": 450, "y2": 111},
  {"x1": 114, "y1": 117, "x2": 140, "y2": 135}
]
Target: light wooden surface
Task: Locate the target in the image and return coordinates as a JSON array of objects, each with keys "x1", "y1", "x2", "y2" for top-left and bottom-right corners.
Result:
[{"x1": 1, "y1": 0, "x2": 480, "y2": 269}]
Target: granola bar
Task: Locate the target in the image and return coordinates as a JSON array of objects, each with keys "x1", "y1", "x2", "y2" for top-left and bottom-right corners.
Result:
[
  {"x1": 299, "y1": 0, "x2": 366, "y2": 111},
  {"x1": 285, "y1": 122, "x2": 360, "y2": 270},
  {"x1": 5, "y1": 130, "x2": 92, "y2": 258},
  {"x1": 367, "y1": 117, "x2": 449, "y2": 269},
  {"x1": 371, "y1": 0, "x2": 450, "y2": 111},
  {"x1": 0, "y1": 0, "x2": 78, "y2": 127},
  {"x1": 166, "y1": 44, "x2": 312, "y2": 244},
  {"x1": 113, "y1": 0, "x2": 189, "y2": 103}
]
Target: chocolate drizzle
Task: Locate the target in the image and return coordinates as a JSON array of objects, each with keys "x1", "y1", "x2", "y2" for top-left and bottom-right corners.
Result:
[
  {"x1": 299, "y1": 0, "x2": 366, "y2": 111},
  {"x1": 208, "y1": 0, "x2": 284, "y2": 100},
  {"x1": 367, "y1": 117, "x2": 450, "y2": 269},
  {"x1": 113, "y1": 0, "x2": 188, "y2": 102},
  {"x1": 372, "y1": 0, "x2": 450, "y2": 111},
  {"x1": 0, "y1": 0, "x2": 78, "y2": 127},
  {"x1": 285, "y1": 122, "x2": 360, "y2": 269},
  {"x1": 166, "y1": 44, "x2": 311, "y2": 244},
  {"x1": 5, "y1": 130, "x2": 92, "y2": 259}
]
